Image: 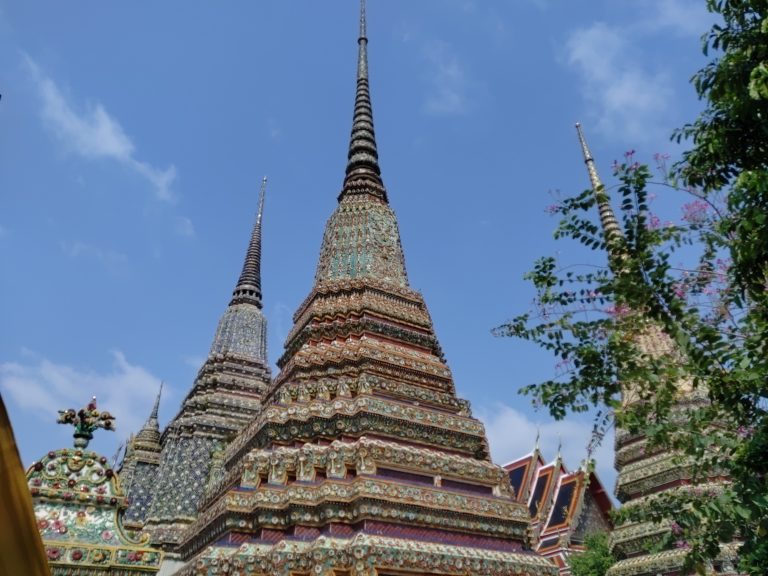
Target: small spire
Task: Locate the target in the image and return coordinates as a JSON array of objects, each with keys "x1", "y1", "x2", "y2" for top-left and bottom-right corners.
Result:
[
  {"x1": 534, "y1": 427, "x2": 540, "y2": 452},
  {"x1": 111, "y1": 439, "x2": 126, "y2": 468},
  {"x1": 556, "y1": 433, "x2": 563, "y2": 461},
  {"x1": 575, "y1": 123, "x2": 625, "y2": 267},
  {"x1": 134, "y1": 383, "x2": 162, "y2": 446},
  {"x1": 231, "y1": 177, "x2": 267, "y2": 308},
  {"x1": 343, "y1": 0, "x2": 385, "y2": 194},
  {"x1": 149, "y1": 382, "x2": 163, "y2": 423}
]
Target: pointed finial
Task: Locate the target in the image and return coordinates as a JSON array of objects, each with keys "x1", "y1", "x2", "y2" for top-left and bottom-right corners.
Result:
[
  {"x1": 111, "y1": 440, "x2": 126, "y2": 468},
  {"x1": 359, "y1": 0, "x2": 367, "y2": 41},
  {"x1": 343, "y1": 0, "x2": 385, "y2": 196},
  {"x1": 575, "y1": 123, "x2": 625, "y2": 267},
  {"x1": 231, "y1": 177, "x2": 268, "y2": 308},
  {"x1": 556, "y1": 433, "x2": 563, "y2": 460},
  {"x1": 534, "y1": 427, "x2": 540, "y2": 452},
  {"x1": 257, "y1": 176, "x2": 267, "y2": 226},
  {"x1": 150, "y1": 382, "x2": 163, "y2": 421}
]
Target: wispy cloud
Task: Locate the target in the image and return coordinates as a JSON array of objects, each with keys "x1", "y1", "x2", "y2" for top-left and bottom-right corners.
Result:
[
  {"x1": 566, "y1": 22, "x2": 673, "y2": 142},
  {"x1": 644, "y1": 0, "x2": 713, "y2": 37},
  {"x1": 479, "y1": 403, "x2": 616, "y2": 490},
  {"x1": 174, "y1": 216, "x2": 195, "y2": 238},
  {"x1": 267, "y1": 117, "x2": 281, "y2": 141},
  {"x1": 422, "y1": 41, "x2": 468, "y2": 116},
  {"x1": 23, "y1": 54, "x2": 177, "y2": 202},
  {"x1": 60, "y1": 240, "x2": 128, "y2": 274},
  {"x1": 0, "y1": 350, "x2": 164, "y2": 437}
]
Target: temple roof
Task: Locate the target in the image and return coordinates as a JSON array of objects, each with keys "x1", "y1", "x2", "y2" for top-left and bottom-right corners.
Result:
[{"x1": 503, "y1": 448, "x2": 613, "y2": 562}]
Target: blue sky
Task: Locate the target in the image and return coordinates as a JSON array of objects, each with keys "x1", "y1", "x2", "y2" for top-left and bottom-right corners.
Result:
[{"x1": 0, "y1": 0, "x2": 714, "y2": 492}]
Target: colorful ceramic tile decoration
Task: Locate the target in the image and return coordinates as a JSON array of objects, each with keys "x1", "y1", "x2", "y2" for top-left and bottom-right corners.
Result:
[{"x1": 29, "y1": 399, "x2": 162, "y2": 575}]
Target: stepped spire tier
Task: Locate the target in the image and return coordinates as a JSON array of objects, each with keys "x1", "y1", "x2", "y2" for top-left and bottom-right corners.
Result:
[
  {"x1": 134, "y1": 181, "x2": 273, "y2": 554},
  {"x1": 342, "y1": 0, "x2": 386, "y2": 201},
  {"x1": 575, "y1": 126, "x2": 737, "y2": 576},
  {"x1": 231, "y1": 176, "x2": 267, "y2": 308},
  {"x1": 174, "y1": 6, "x2": 555, "y2": 576}
]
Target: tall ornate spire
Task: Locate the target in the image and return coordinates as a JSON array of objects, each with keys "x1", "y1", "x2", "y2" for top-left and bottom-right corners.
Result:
[
  {"x1": 343, "y1": 0, "x2": 384, "y2": 193},
  {"x1": 575, "y1": 123, "x2": 624, "y2": 267},
  {"x1": 230, "y1": 177, "x2": 267, "y2": 307},
  {"x1": 144, "y1": 176, "x2": 272, "y2": 544}
]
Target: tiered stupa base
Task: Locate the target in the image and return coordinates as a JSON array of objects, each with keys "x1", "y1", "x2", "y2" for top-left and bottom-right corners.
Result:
[{"x1": 181, "y1": 532, "x2": 555, "y2": 576}]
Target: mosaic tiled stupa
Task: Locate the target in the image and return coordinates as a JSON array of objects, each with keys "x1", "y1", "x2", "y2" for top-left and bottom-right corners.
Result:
[
  {"x1": 164, "y1": 4, "x2": 556, "y2": 576},
  {"x1": 574, "y1": 125, "x2": 740, "y2": 576},
  {"x1": 120, "y1": 178, "x2": 273, "y2": 553},
  {"x1": 29, "y1": 398, "x2": 162, "y2": 575}
]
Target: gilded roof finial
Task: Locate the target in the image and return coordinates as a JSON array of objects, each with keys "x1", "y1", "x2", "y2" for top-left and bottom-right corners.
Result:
[
  {"x1": 575, "y1": 123, "x2": 625, "y2": 268},
  {"x1": 57, "y1": 396, "x2": 116, "y2": 449},
  {"x1": 231, "y1": 176, "x2": 268, "y2": 308}
]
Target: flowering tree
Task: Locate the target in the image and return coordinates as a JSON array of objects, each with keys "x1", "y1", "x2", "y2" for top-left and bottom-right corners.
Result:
[{"x1": 496, "y1": 1, "x2": 767, "y2": 573}]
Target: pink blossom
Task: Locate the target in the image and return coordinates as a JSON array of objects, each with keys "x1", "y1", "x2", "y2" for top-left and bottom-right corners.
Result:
[
  {"x1": 605, "y1": 304, "x2": 631, "y2": 318},
  {"x1": 682, "y1": 200, "x2": 708, "y2": 224},
  {"x1": 670, "y1": 521, "x2": 683, "y2": 535},
  {"x1": 647, "y1": 213, "x2": 661, "y2": 230}
]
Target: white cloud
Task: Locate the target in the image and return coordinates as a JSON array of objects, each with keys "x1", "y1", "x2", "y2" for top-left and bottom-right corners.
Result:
[
  {"x1": 423, "y1": 41, "x2": 468, "y2": 116},
  {"x1": 479, "y1": 403, "x2": 616, "y2": 491},
  {"x1": 60, "y1": 240, "x2": 128, "y2": 274},
  {"x1": 174, "y1": 216, "x2": 196, "y2": 238},
  {"x1": 644, "y1": 0, "x2": 713, "y2": 37},
  {"x1": 0, "y1": 350, "x2": 164, "y2": 438},
  {"x1": 566, "y1": 22, "x2": 673, "y2": 142},
  {"x1": 23, "y1": 54, "x2": 177, "y2": 202}
]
